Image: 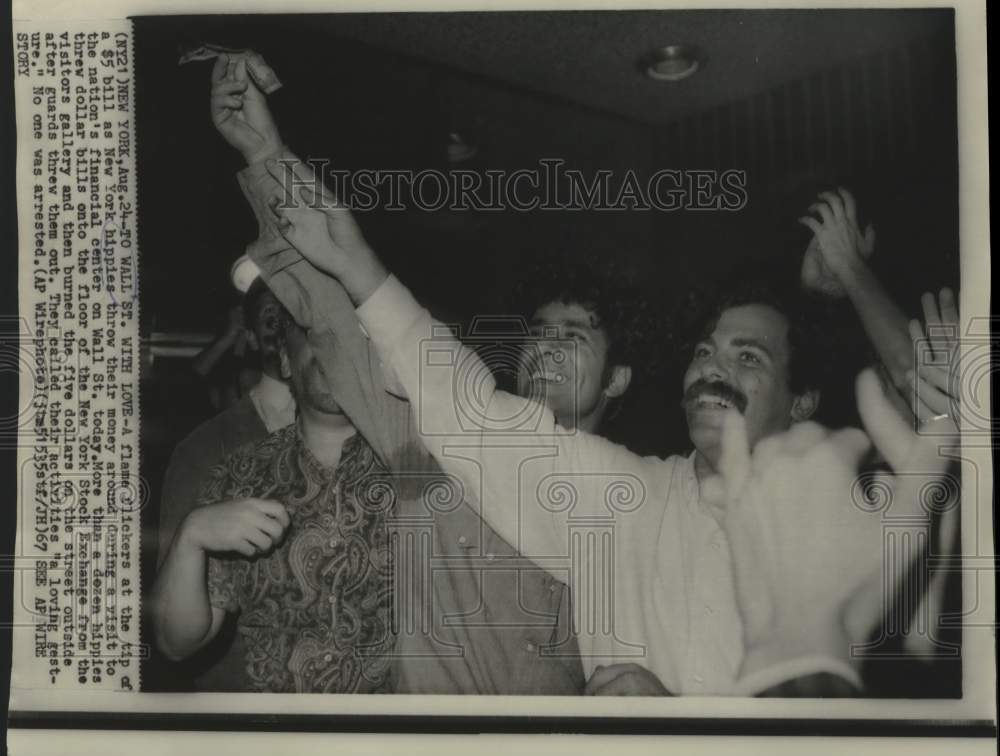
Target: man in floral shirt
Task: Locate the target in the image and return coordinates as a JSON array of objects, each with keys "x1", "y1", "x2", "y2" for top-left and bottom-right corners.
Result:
[{"x1": 150, "y1": 311, "x2": 394, "y2": 693}]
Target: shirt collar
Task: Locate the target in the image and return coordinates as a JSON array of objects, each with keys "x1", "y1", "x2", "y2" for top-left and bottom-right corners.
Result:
[
  {"x1": 294, "y1": 420, "x2": 371, "y2": 484},
  {"x1": 250, "y1": 372, "x2": 296, "y2": 432},
  {"x1": 681, "y1": 450, "x2": 725, "y2": 522}
]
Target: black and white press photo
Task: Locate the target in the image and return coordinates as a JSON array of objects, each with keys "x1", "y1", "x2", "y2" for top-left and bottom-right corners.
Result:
[
  {"x1": 5, "y1": 3, "x2": 994, "y2": 744},
  {"x1": 131, "y1": 8, "x2": 974, "y2": 700}
]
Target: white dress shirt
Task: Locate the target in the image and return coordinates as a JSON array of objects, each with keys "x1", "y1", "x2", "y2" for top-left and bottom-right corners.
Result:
[
  {"x1": 358, "y1": 275, "x2": 745, "y2": 694},
  {"x1": 357, "y1": 275, "x2": 866, "y2": 695}
]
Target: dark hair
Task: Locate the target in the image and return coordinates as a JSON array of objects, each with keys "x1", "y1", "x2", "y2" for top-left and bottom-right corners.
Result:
[
  {"x1": 242, "y1": 277, "x2": 275, "y2": 330},
  {"x1": 682, "y1": 274, "x2": 834, "y2": 395},
  {"x1": 508, "y1": 261, "x2": 657, "y2": 382}
]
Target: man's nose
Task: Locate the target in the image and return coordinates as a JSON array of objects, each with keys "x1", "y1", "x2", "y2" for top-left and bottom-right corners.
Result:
[{"x1": 700, "y1": 353, "x2": 730, "y2": 382}]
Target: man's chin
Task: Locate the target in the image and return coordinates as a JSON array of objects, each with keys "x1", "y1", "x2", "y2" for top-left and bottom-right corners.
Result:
[
  {"x1": 685, "y1": 405, "x2": 729, "y2": 431},
  {"x1": 686, "y1": 409, "x2": 725, "y2": 449}
]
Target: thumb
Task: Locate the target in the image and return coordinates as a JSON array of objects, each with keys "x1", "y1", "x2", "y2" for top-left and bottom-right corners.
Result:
[
  {"x1": 798, "y1": 215, "x2": 822, "y2": 236},
  {"x1": 801, "y1": 243, "x2": 819, "y2": 278},
  {"x1": 863, "y1": 224, "x2": 876, "y2": 258},
  {"x1": 233, "y1": 55, "x2": 250, "y2": 85},
  {"x1": 251, "y1": 235, "x2": 289, "y2": 262},
  {"x1": 718, "y1": 409, "x2": 751, "y2": 493}
]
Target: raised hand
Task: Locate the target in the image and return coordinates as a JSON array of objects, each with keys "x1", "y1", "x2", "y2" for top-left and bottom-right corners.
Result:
[
  {"x1": 907, "y1": 288, "x2": 961, "y2": 430},
  {"x1": 702, "y1": 409, "x2": 872, "y2": 664},
  {"x1": 210, "y1": 53, "x2": 282, "y2": 164},
  {"x1": 701, "y1": 368, "x2": 954, "y2": 678},
  {"x1": 267, "y1": 158, "x2": 387, "y2": 303},
  {"x1": 181, "y1": 497, "x2": 291, "y2": 558},
  {"x1": 799, "y1": 187, "x2": 876, "y2": 297}
]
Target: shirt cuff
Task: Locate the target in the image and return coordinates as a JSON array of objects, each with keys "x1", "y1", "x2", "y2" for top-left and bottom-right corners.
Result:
[
  {"x1": 356, "y1": 274, "x2": 423, "y2": 353},
  {"x1": 734, "y1": 655, "x2": 863, "y2": 697},
  {"x1": 235, "y1": 144, "x2": 293, "y2": 238}
]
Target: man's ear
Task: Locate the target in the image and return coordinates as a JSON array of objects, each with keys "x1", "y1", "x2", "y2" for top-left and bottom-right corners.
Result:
[
  {"x1": 279, "y1": 345, "x2": 292, "y2": 382},
  {"x1": 791, "y1": 389, "x2": 820, "y2": 422},
  {"x1": 604, "y1": 365, "x2": 633, "y2": 400}
]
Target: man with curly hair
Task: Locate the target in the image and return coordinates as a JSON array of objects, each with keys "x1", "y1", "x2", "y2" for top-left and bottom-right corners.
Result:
[
  {"x1": 271, "y1": 167, "x2": 915, "y2": 696},
  {"x1": 208, "y1": 54, "x2": 948, "y2": 699},
  {"x1": 509, "y1": 262, "x2": 647, "y2": 435}
]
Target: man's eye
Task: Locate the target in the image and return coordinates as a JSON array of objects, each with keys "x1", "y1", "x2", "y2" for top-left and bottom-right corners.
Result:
[
  {"x1": 740, "y1": 351, "x2": 762, "y2": 365},
  {"x1": 693, "y1": 345, "x2": 711, "y2": 358}
]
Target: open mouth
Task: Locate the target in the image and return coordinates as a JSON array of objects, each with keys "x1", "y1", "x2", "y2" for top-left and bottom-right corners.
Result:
[
  {"x1": 683, "y1": 379, "x2": 748, "y2": 414},
  {"x1": 692, "y1": 392, "x2": 737, "y2": 410},
  {"x1": 531, "y1": 371, "x2": 567, "y2": 385}
]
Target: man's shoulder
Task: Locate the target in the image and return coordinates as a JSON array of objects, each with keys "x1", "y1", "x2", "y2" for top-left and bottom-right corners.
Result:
[
  {"x1": 220, "y1": 423, "x2": 298, "y2": 470},
  {"x1": 604, "y1": 447, "x2": 694, "y2": 506},
  {"x1": 590, "y1": 433, "x2": 688, "y2": 480}
]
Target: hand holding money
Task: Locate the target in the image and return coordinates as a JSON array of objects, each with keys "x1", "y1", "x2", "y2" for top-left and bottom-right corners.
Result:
[{"x1": 210, "y1": 52, "x2": 283, "y2": 165}]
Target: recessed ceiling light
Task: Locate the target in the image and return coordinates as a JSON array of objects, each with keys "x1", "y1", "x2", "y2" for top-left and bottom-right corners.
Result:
[{"x1": 640, "y1": 45, "x2": 704, "y2": 82}]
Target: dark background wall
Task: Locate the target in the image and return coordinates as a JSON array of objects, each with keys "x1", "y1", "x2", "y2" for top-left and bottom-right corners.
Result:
[
  {"x1": 134, "y1": 14, "x2": 660, "y2": 332},
  {"x1": 650, "y1": 25, "x2": 959, "y2": 307}
]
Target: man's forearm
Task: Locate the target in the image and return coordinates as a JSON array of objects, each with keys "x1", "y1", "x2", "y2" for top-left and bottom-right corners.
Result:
[
  {"x1": 149, "y1": 528, "x2": 216, "y2": 661},
  {"x1": 337, "y1": 254, "x2": 390, "y2": 307},
  {"x1": 837, "y1": 259, "x2": 913, "y2": 390},
  {"x1": 239, "y1": 132, "x2": 283, "y2": 168}
]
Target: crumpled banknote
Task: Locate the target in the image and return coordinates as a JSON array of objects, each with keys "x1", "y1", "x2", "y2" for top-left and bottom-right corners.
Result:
[{"x1": 178, "y1": 44, "x2": 282, "y2": 94}]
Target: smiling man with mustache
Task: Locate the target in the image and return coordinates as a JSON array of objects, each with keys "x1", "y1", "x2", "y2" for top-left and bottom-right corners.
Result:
[
  {"x1": 681, "y1": 282, "x2": 822, "y2": 486},
  {"x1": 268, "y1": 151, "x2": 891, "y2": 697},
  {"x1": 214, "y1": 45, "x2": 920, "y2": 699}
]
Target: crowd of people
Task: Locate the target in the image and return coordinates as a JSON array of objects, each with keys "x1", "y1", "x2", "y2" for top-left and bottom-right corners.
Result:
[{"x1": 147, "y1": 53, "x2": 963, "y2": 697}]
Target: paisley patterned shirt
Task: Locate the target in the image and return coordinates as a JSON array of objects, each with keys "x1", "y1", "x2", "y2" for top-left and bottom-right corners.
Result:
[{"x1": 198, "y1": 423, "x2": 394, "y2": 693}]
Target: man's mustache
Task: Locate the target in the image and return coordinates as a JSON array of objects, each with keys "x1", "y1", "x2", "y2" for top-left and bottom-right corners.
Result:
[{"x1": 682, "y1": 378, "x2": 748, "y2": 414}]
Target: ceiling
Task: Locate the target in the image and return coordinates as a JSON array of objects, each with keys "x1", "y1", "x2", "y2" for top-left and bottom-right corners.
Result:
[{"x1": 316, "y1": 9, "x2": 952, "y2": 125}]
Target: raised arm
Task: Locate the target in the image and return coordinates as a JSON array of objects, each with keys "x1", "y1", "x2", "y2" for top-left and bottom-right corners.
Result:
[
  {"x1": 265, "y1": 171, "x2": 651, "y2": 561},
  {"x1": 702, "y1": 368, "x2": 957, "y2": 695},
  {"x1": 800, "y1": 188, "x2": 914, "y2": 395},
  {"x1": 209, "y1": 53, "x2": 411, "y2": 465}
]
